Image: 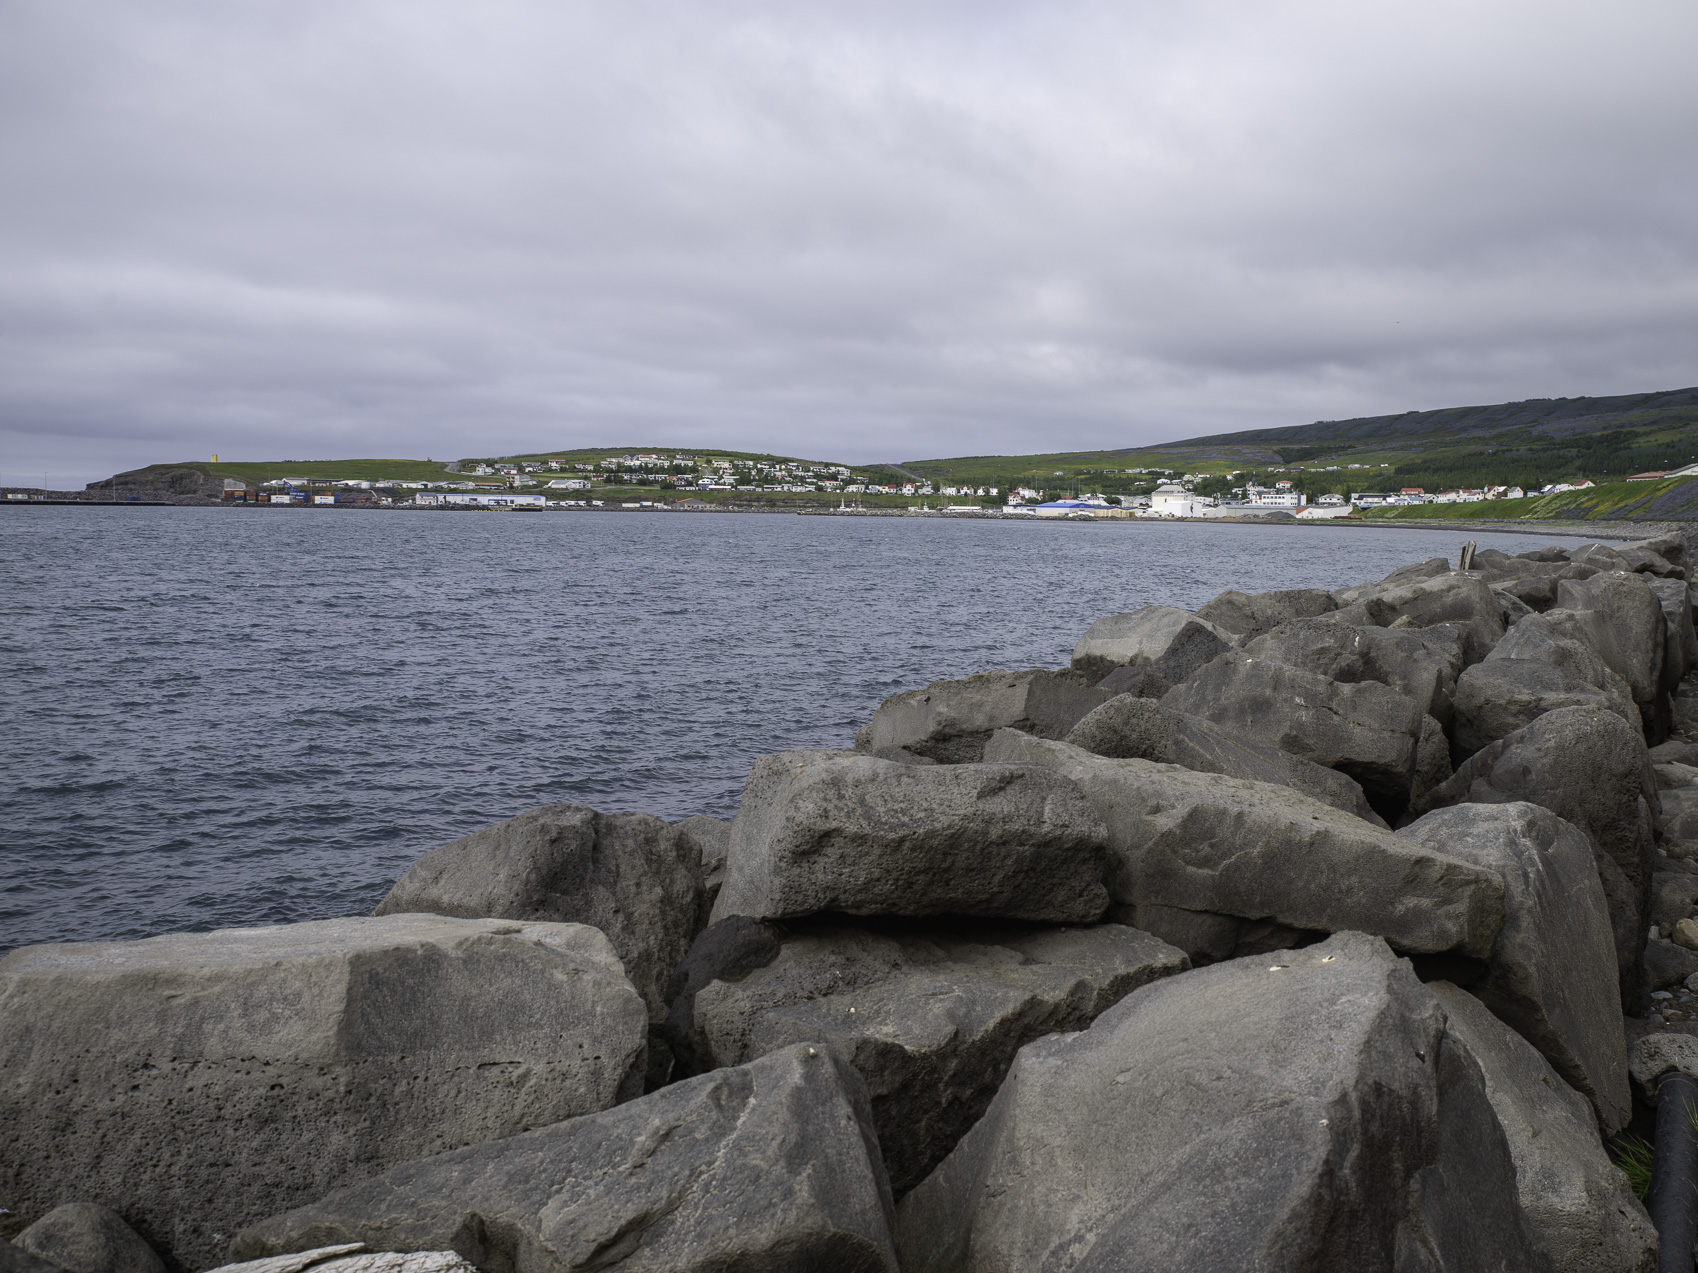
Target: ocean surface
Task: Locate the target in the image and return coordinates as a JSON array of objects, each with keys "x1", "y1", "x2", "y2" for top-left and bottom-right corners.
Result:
[{"x1": 1, "y1": 506, "x2": 1598, "y2": 953}]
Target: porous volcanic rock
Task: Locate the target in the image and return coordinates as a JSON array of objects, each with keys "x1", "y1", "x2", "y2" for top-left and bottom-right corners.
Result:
[{"x1": 0, "y1": 915, "x2": 648, "y2": 1270}]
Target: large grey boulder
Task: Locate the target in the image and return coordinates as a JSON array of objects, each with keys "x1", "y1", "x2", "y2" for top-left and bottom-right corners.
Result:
[
  {"x1": 710, "y1": 751, "x2": 1111, "y2": 924},
  {"x1": 674, "y1": 814, "x2": 731, "y2": 920},
  {"x1": 985, "y1": 731, "x2": 1505, "y2": 958},
  {"x1": 375, "y1": 805, "x2": 700, "y2": 1024},
  {"x1": 1332, "y1": 556, "x2": 1452, "y2": 605},
  {"x1": 1451, "y1": 658, "x2": 1637, "y2": 758},
  {"x1": 853, "y1": 669, "x2": 1114, "y2": 763},
  {"x1": 1194, "y1": 586, "x2": 1336, "y2": 642},
  {"x1": 1398, "y1": 803, "x2": 1629, "y2": 1133},
  {"x1": 1554, "y1": 572, "x2": 1669, "y2": 732},
  {"x1": 206, "y1": 1250, "x2": 474, "y2": 1273},
  {"x1": 13, "y1": 1205, "x2": 165, "y2": 1273},
  {"x1": 1242, "y1": 617, "x2": 1465, "y2": 725},
  {"x1": 674, "y1": 919, "x2": 1187, "y2": 1193},
  {"x1": 1, "y1": 1247, "x2": 63, "y2": 1273},
  {"x1": 1646, "y1": 576, "x2": 1697, "y2": 688},
  {"x1": 1069, "y1": 606, "x2": 1235, "y2": 683},
  {"x1": 1426, "y1": 983, "x2": 1657, "y2": 1273},
  {"x1": 1332, "y1": 571, "x2": 1508, "y2": 665},
  {"x1": 1411, "y1": 705, "x2": 1658, "y2": 1005},
  {"x1": 0, "y1": 915, "x2": 648, "y2": 1270},
  {"x1": 230, "y1": 1044, "x2": 900, "y2": 1273},
  {"x1": 895, "y1": 931, "x2": 1541, "y2": 1273},
  {"x1": 1161, "y1": 649, "x2": 1428, "y2": 818},
  {"x1": 1061, "y1": 696, "x2": 1382, "y2": 824},
  {"x1": 1487, "y1": 614, "x2": 1640, "y2": 710}
]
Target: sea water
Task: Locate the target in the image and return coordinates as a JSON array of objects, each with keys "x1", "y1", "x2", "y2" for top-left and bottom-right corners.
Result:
[{"x1": 0, "y1": 506, "x2": 1596, "y2": 952}]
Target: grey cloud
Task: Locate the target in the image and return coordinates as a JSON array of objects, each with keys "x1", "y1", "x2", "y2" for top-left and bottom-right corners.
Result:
[{"x1": 2, "y1": 0, "x2": 1696, "y2": 486}]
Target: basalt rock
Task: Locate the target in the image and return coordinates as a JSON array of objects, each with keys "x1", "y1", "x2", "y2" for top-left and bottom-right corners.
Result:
[
  {"x1": 1242, "y1": 617, "x2": 1466, "y2": 726},
  {"x1": 230, "y1": 1044, "x2": 900, "y2": 1273},
  {"x1": 0, "y1": 915, "x2": 648, "y2": 1270},
  {"x1": 1426, "y1": 983, "x2": 1657, "y2": 1273},
  {"x1": 1451, "y1": 658, "x2": 1637, "y2": 759},
  {"x1": 1160, "y1": 649, "x2": 1429, "y2": 820},
  {"x1": 13, "y1": 1205, "x2": 165, "y2": 1273},
  {"x1": 985, "y1": 731, "x2": 1505, "y2": 959},
  {"x1": 1331, "y1": 572, "x2": 1507, "y2": 666},
  {"x1": 1398, "y1": 803, "x2": 1629, "y2": 1133},
  {"x1": 1060, "y1": 696, "x2": 1382, "y2": 824},
  {"x1": 1554, "y1": 572, "x2": 1669, "y2": 731},
  {"x1": 375, "y1": 804, "x2": 700, "y2": 1025},
  {"x1": 895, "y1": 931, "x2": 1541, "y2": 1273},
  {"x1": 1193, "y1": 586, "x2": 1337, "y2": 643},
  {"x1": 1410, "y1": 705, "x2": 1658, "y2": 1006},
  {"x1": 853, "y1": 669, "x2": 1114, "y2": 764},
  {"x1": 709, "y1": 751, "x2": 1111, "y2": 925},
  {"x1": 1069, "y1": 606, "x2": 1235, "y2": 684},
  {"x1": 674, "y1": 918, "x2": 1187, "y2": 1192},
  {"x1": 674, "y1": 815, "x2": 731, "y2": 922}
]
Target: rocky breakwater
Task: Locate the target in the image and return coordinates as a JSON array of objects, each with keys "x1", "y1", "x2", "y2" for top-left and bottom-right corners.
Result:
[{"x1": 7, "y1": 534, "x2": 1698, "y2": 1272}]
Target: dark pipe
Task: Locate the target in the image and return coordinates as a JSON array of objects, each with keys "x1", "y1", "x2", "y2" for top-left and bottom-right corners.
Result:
[{"x1": 1650, "y1": 1070, "x2": 1698, "y2": 1273}]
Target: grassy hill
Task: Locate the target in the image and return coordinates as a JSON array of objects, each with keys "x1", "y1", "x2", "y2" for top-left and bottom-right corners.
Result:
[{"x1": 902, "y1": 386, "x2": 1698, "y2": 504}]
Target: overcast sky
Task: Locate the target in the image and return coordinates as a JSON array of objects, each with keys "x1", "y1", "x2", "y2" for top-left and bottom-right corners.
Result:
[{"x1": 3, "y1": 0, "x2": 1696, "y2": 486}]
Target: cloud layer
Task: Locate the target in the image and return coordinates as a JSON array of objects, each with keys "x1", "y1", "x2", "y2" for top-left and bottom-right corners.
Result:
[{"x1": 3, "y1": 0, "x2": 1696, "y2": 484}]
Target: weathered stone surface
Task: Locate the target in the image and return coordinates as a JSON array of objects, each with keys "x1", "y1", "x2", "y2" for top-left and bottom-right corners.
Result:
[
  {"x1": 1410, "y1": 705, "x2": 1658, "y2": 1004},
  {"x1": 1452, "y1": 658, "x2": 1635, "y2": 758},
  {"x1": 1643, "y1": 937, "x2": 1698, "y2": 991},
  {"x1": 1194, "y1": 586, "x2": 1336, "y2": 642},
  {"x1": 710, "y1": 751, "x2": 1111, "y2": 924},
  {"x1": 375, "y1": 804, "x2": 700, "y2": 1022},
  {"x1": 1061, "y1": 696, "x2": 1382, "y2": 823},
  {"x1": 1121, "y1": 902, "x2": 1317, "y2": 966},
  {"x1": 1664, "y1": 786, "x2": 1698, "y2": 854},
  {"x1": 1426, "y1": 983, "x2": 1657, "y2": 1273},
  {"x1": 1091, "y1": 664, "x2": 1168, "y2": 697},
  {"x1": 1554, "y1": 572, "x2": 1668, "y2": 709},
  {"x1": 1160, "y1": 649, "x2": 1428, "y2": 817},
  {"x1": 1652, "y1": 872, "x2": 1698, "y2": 930},
  {"x1": 208, "y1": 1250, "x2": 474, "y2": 1273},
  {"x1": 1629, "y1": 1032, "x2": 1698, "y2": 1099},
  {"x1": 1332, "y1": 555, "x2": 1452, "y2": 606},
  {"x1": 14, "y1": 1205, "x2": 165, "y2": 1273},
  {"x1": 231, "y1": 1044, "x2": 901, "y2": 1273},
  {"x1": 1626, "y1": 534, "x2": 1689, "y2": 573},
  {"x1": 1, "y1": 1245, "x2": 64, "y2": 1273},
  {"x1": 1069, "y1": 605, "x2": 1235, "y2": 684},
  {"x1": 853, "y1": 669, "x2": 1115, "y2": 764},
  {"x1": 674, "y1": 814, "x2": 730, "y2": 921},
  {"x1": 676, "y1": 919, "x2": 1186, "y2": 1193},
  {"x1": 896, "y1": 932, "x2": 1541, "y2": 1273},
  {"x1": 1332, "y1": 571, "x2": 1508, "y2": 665},
  {"x1": 1495, "y1": 574, "x2": 1560, "y2": 612},
  {"x1": 0, "y1": 915, "x2": 648, "y2": 1270},
  {"x1": 985, "y1": 731, "x2": 1505, "y2": 957},
  {"x1": 1646, "y1": 576, "x2": 1697, "y2": 687},
  {"x1": 1242, "y1": 617, "x2": 1466, "y2": 725},
  {"x1": 1398, "y1": 804, "x2": 1629, "y2": 1132}
]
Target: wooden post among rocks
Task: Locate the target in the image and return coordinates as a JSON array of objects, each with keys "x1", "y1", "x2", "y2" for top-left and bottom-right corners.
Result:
[{"x1": 9, "y1": 532, "x2": 1698, "y2": 1272}]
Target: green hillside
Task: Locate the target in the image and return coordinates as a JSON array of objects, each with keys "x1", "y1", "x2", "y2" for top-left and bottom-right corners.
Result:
[{"x1": 902, "y1": 386, "x2": 1698, "y2": 504}]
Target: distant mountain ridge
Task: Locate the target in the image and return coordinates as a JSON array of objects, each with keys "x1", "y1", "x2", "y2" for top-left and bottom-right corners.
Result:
[{"x1": 1162, "y1": 386, "x2": 1698, "y2": 450}]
